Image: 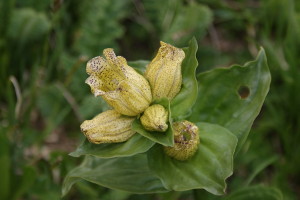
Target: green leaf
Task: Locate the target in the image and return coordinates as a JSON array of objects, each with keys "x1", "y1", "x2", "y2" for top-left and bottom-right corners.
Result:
[
  {"x1": 162, "y1": 3, "x2": 213, "y2": 46},
  {"x1": 132, "y1": 120, "x2": 173, "y2": 147},
  {"x1": 62, "y1": 154, "x2": 169, "y2": 196},
  {"x1": 171, "y1": 37, "x2": 198, "y2": 120},
  {"x1": 188, "y1": 48, "x2": 271, "y2": 152},
  {"x1": 69, "y1": 133, "x2": 154, "y2": 158},
  {"x1": 148, "y1": 122, "x2": 237, "y2": 195},
  {"x1": 132, "y1": 98, "x2": 174, "y2": 146},
  {"x1": 8, "y1": 8, "x2": 51, "y2": 46},
  {"x1": 224, "y1": 185, "x2": 283, "y2": 200}
]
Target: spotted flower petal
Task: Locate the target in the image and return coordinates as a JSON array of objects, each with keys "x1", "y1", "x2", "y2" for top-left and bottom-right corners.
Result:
[
  {"x1": 86, "y1": 49, "x2": 152, "y2": 116},
  {"x1": 145, "y1": 42, "x2": 185, "y2": 100},
  {"x1": 80, "y1": 110, "x2": 136, "y2": 144}
]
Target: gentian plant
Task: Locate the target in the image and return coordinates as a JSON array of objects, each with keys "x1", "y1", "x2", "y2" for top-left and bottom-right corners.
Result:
[{"x1": 63, "y1": 38, "x2": 270, "y2": 196}]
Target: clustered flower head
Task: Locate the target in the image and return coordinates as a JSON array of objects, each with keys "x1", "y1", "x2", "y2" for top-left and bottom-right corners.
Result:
[{"x1": 81, "y1": 42, "x2": 200, "y2": 160}]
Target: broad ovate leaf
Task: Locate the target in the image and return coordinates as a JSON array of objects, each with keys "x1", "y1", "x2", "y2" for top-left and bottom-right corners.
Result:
[
  {"x1": 62, "y1": 154, "x2": 169, "y2": 196},
  {"x1": 171, "y1": 37, "x2": 198, "y2": 120},
  {"x1": 132, "y1": 120, "x2": 173, "y2": 146},
  {"x1": 69, "y1": 134, "x2": 154, "y2": 158},
  {"x1": 148, "y1": 122, "x2": 237, "y2": 195},
  {"x1": 188, "y1": 48, "x2": 270, "y2": 152}
]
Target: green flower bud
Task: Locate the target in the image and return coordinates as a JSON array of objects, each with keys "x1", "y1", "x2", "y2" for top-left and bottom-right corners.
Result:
[
  {"x1": 85, "y1": 49, "x2": 152, "y2": 116},
  {"x1": 80, "y1": 110, "x2": 136, "y2": 144},
  {"x1": 140, "y1": 104, "x2": 168, "y2": 132},
  {"x1": 145, "y1": 41, "x2": 185, "y2": 100},
  {"x1": 164, "y1": 120, "x2": 199, "y2": 161}
]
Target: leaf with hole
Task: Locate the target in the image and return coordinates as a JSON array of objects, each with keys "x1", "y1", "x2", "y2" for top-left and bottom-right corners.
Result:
[{"x1": 188, "y1": 48, "x2": 271, "y2": 152}]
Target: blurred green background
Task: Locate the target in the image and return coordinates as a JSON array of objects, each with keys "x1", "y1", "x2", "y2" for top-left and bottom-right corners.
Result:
[{"x1": 0, "y1": 0, "x2": 299, "y2": 199}]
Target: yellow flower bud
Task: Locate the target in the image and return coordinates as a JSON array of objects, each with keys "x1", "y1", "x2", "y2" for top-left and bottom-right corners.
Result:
[
  {"x1": 164, "y1": 120, "x2": 199, "y2": 161},
  {"x1": 140, "y1": 104, "x2": 168, "y2": 132},
  {"x1": 85, "y1": 49, "x2": 152, "y2": 116},
  {"x1": 80, "y1": 110, "x2": 136, "y2": 144},
  {"x1": 145, "y1": 41, "x2": 185, "y2": 100}
]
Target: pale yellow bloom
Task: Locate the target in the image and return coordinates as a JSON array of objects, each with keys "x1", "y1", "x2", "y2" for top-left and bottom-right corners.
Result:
[
  {"x1": 85, "y1": 49, "x2": 152, "y2": 116},
  {"x1": 145, "y1": 41, "x2": 185, "y2": 100},
  {"x1": 80, "y1": 110, "x2": 136, "y2": 144},
  {"x1": 140, "y1": 104, "x2": 168, "y2": 132},
  {"x1": 164, "y1": 120, "x2": 199, "y2": 160}
]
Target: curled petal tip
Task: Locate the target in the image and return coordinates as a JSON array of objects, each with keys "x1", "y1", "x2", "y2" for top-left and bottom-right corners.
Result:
[
  {"x1": 160, "y1": 41, "x2": 167, "y2": 46},
  {"x1": 86, "y1": 56, "x2": 108, "y2": 75},
  {"x1": 94, "y1": 90, "x2": 105, "y2": 97},
  {"x1": 85, "y1": 76, "x2": 100, "y2": 88},
  {"x1": 103, "y1": 48, "x2": 118, "y2": 64}
]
